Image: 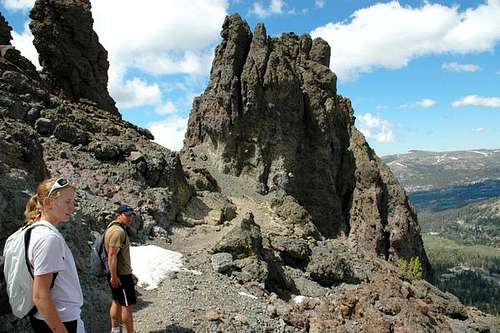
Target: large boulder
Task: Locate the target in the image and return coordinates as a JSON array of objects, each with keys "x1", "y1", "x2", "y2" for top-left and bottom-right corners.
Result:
[{"x1": 212, "y1": 212, "x2": 263, "y2": 259}]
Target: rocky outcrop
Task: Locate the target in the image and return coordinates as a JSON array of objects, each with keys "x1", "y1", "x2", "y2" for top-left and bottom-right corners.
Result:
[
  {"x1": 276, "y1": 271, "x2": 499, "y2": 332},
  {"x1": 0, "y1": 3, "x2": 191, "y2": 328},
  {"x1": 212, "y1": 212, "x2": 263, "y2": 259},
  {"x1": 0, "y1": 13, "x2": 12, "y2": 45},
  {"x1": 184, "y1": 14, "x2": 429, "y2": 273},
  {"x1": 30, "y1": 0, "x2": 118, "y2": 115}
]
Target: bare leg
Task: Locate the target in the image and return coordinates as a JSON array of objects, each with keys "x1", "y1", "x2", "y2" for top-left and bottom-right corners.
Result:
[
  {"x1": 121, "y1": 305, "x2": 134, "y2": 333},
  {"x1": 110, "y1": 300, "x2": 122, "y2": 330}
]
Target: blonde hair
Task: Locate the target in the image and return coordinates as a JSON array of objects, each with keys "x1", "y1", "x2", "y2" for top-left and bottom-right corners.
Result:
[{"x1": 24, "y1": 177, "x2": 75, "y2": 225}]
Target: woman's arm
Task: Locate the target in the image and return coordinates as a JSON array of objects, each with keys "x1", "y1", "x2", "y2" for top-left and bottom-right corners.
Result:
[{"x1": 32, "y1": 273, "x2": 68, "y2": 333}]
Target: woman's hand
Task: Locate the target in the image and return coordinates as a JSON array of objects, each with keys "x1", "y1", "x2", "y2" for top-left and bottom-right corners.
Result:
[{"x1": 33, "y1": 273, "x2": 68, "y2": 333}]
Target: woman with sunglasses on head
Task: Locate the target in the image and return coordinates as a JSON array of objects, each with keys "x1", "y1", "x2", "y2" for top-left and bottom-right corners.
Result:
[{"x1": 24, "y1": 177, "x2": 85, "y2": 333}]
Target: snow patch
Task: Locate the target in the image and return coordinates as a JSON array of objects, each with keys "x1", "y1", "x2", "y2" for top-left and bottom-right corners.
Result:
[
  {"x1": 293, "y1": 295, "x2": 306, "y2": 304},
  {"x1": 388, "y1": 161, "x2": 407, "y2": 168},
  {"x1": 182, "y1": 268, "x2": 202, "y2": 275},
  {"x1": 434, "y1": 154, "x2": 449, "y2": 164},
  {"x1": 130, "y1": 245, "x2": 184, "y2": 290},
  {"x1": 471, "y1": 150, "x2": 489, "y2": 156},
  {"x1": 238, "y1": 291, "x2": 258, "y2": 299}
]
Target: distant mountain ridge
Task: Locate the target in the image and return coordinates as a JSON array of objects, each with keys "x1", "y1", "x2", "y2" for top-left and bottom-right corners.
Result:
[
  {"x1": 382, "y1": 148, "x2": 500, "y2": 193},
  {"x1": 384, "y1": 148, "x2": 500, "y2": 246}
]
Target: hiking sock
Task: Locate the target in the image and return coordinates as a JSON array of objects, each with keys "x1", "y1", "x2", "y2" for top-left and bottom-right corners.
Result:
[{"x1": 110, "y1": 326, "x2": 122, "y2": 333}]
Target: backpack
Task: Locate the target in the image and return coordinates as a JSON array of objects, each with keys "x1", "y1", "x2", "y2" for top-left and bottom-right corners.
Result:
[
  {"x1": 2, "y1": 221, "x2": 60, "y2": 318},
  {"x1": 90, "y1": 222, "x2": 124, "y2": 277}
]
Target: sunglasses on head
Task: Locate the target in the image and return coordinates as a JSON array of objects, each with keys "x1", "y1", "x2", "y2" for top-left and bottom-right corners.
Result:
[{"x1": 48, "y1": 178, "x2": 70, "y2": 197}]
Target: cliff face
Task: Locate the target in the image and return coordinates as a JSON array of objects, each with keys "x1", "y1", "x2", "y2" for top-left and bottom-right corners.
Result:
[
  {"x1": 0, "y1": 7, "x2": 190, "y2": 330},
  {"x1": 184, "y1": 14, "x2": 429, "y2": 272},
  {"x1": 29, "y1": 0, "x2": 118, "y2": 115}
]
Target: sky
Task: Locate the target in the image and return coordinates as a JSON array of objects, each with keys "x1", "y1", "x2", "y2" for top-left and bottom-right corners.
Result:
[{"x1": 1, "y1": 0, "x2": 499, "y2": 156}]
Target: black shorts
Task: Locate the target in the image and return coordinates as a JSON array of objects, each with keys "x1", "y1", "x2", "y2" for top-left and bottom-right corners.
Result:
[
  {"x1": 108, "y1": 274, "x2": 137, "y2": 306},
  {"x1": 30, "y1": 316, "x2": 77, "y2": 333}
]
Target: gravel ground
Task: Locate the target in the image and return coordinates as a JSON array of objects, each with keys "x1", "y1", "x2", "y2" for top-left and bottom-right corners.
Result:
[{"x1": 133, "y1": 243, "x2": 299, "y2": 333}]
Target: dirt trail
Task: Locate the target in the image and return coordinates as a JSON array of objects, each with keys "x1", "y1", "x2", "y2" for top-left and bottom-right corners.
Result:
[{"x1": 133, "y1": 170, "x2": 297, "y2": 332}]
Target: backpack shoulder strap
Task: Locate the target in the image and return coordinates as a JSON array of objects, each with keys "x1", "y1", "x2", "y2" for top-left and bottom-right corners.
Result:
[
  {"x1": 102, "y1": 221, "x2": 126, "y2": 253},
  {"x1": 24, "y1": 224, "x2": 60, "y2": 281},
  {"x1": 24, "y1": 224, "x2": 59, "y2": 318},
  {"x1": 104, "y1": 221, "x2": 126, "y2": 240}
]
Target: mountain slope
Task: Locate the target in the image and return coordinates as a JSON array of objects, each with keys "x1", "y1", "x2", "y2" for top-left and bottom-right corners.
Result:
[{"x1": 382, "y1": 149, "x2": 500, "y2": 192}]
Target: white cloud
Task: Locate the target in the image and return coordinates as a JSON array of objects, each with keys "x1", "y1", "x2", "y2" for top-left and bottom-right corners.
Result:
[
  {"x1": 132, "y1": 50, "x2": 215, "y2": 77},
  {"x1": 10, "y1": 22, "x2": 40, "y2": 69},
  {"x1": 315, "y1": 0, "x2": 325, "y2": 9},
  {"x1": 400, "y1": 98, "x2": 437, "y2": 109},
  {"x1": 110, "y1": 75, "x2": 162, "y2": 109},
  {"x1": 472, "y1": 127, "x2": 486, "y2": 132},
  {"x1": 1, "y1": 0, "x2": 34, "y2": 11},
  {"x1": 155, "y1": 101, "x2": 177, "y2": 115},
  {"x1": 287, "y1": 7, "x2": 308, "y2": 15},
  {"x1": 149, "y1": 116, "x2": 189, "y2": 151},
  {"x1": 311, "y1": 1, "x2": 500, "y2": 81},
  {"x1": 452, "y1": 95, "x2": 500, "y2": 108},
  {"x1": 90, "y1": 0, "x2": 227, "y2": 110},
  {"x1": 358, "y1": 113, "x2": 395, "y2": 144},
  {"x1": 442, "y1": 62, "x2": 480, "y2": 72},
  {"x1": 251, "y1": 0, "x2": 285, "y2": 18}
]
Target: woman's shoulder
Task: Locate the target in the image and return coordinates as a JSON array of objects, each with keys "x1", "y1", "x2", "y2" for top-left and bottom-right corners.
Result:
[{"x1": 30, "y1": 225, "x2": 64, "y2": 248}]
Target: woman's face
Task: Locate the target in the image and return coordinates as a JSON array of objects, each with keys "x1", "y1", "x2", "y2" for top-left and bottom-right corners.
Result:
[{"x1": 46, "y1": 187, "x2": 76, "y2": 223}]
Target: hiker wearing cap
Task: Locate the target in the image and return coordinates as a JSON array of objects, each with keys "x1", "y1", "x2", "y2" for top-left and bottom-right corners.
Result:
[
  {"x1": 24, "y1": 177, "x2": 85, "y2": 332},
  {"x1": 104, "y1": 204, "x2": 137, "y2": 333}
]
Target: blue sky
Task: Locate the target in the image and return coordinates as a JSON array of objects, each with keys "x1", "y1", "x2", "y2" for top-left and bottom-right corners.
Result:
[{"x1": 1, "y1": 0, "x2": 499, "y2": 156}]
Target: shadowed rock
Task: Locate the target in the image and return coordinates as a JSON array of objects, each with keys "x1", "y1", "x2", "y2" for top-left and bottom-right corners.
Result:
[
  {"x1": 30, "y1": 0, "x2": 118, "y2": 115},
  {"x1": 183, "y1": 14, "x2": 430, "y2": 274},
  {"x1": 0, "y1": 13, "x2": 12, "y2": 45},
  {"x1": 211, "y1": 212, "x2": 263, "y2": 259}
]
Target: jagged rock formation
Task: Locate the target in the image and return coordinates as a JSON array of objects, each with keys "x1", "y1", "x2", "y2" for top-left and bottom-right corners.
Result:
[
  {"x1": 178, "y1": 16, "x2": 498, "y2": 332},
  {"x1": 278, "y1": 270, "x2": 498, "y2": 332},
  {"x1": 0, "y1": 6, "x2": 190, "y2": 331},
  {"x1": 30, "y1": 0, "x2": 118, "y2": 115},
  {"x1": 184, "y1": 14, "x2": 429, "y2": 273},
  {"x1": 0, "y1": 14, "x2": 12, "y2": 45}
]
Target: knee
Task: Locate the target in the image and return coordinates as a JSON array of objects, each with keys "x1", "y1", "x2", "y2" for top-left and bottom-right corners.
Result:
[{"x1": 122, "y1": 305, "x2": 134, "y2": 315}]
